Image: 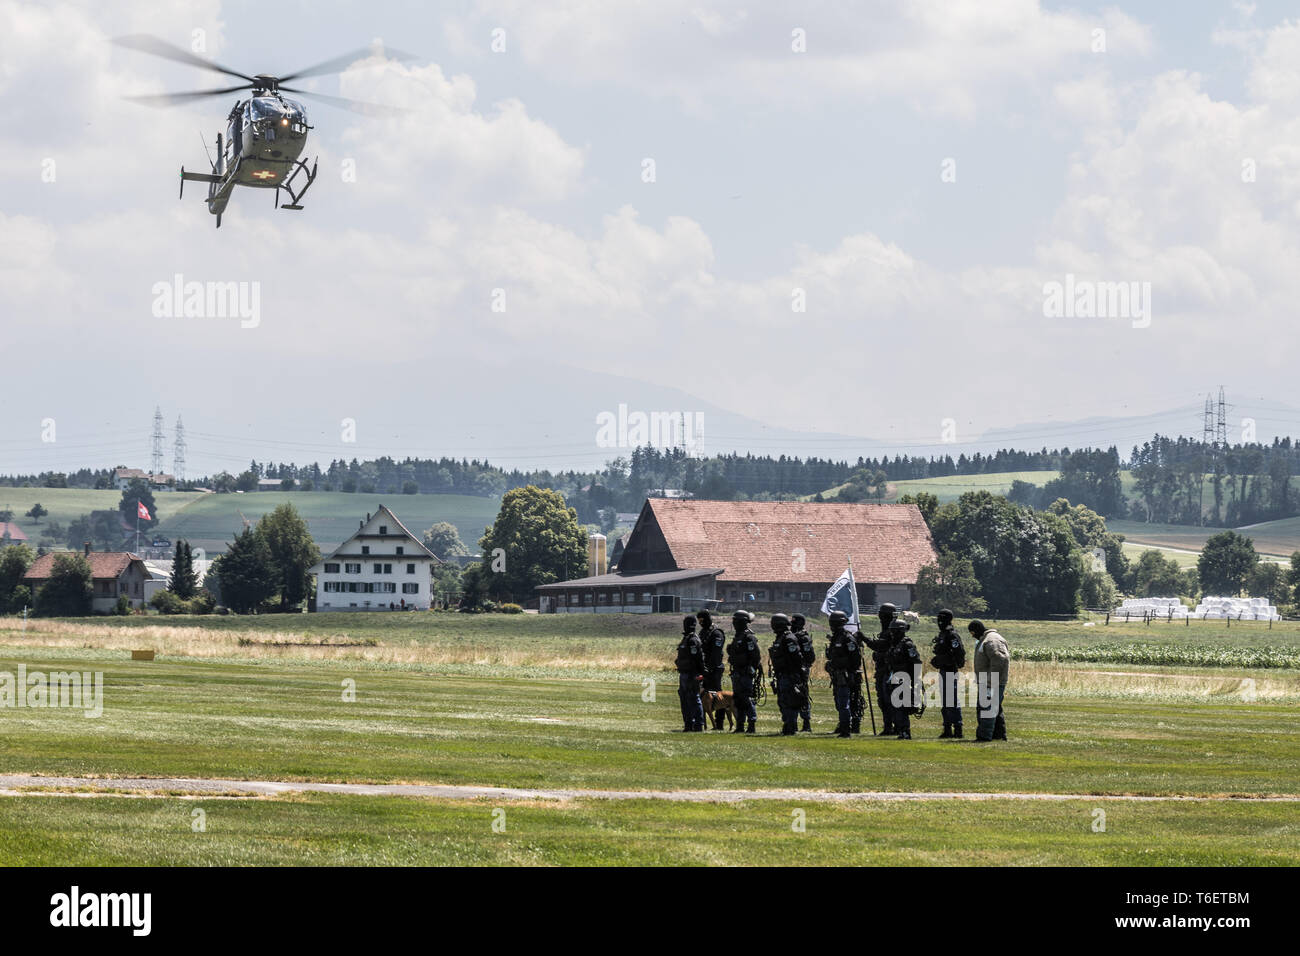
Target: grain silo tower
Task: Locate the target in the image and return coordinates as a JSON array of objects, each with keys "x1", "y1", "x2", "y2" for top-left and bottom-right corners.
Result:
[{"x1": 588, "y1": 533, "x2": 607, "y2": 577}]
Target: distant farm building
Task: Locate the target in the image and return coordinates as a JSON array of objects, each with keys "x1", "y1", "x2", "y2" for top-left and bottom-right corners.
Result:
[
  {"x1": 537, "y1": 499, "x2": 937, "y2": 614},
  {"x1": 308, "y1": 505, "x2": 441, "y2": 611},
  {"x1": 113, "y1": 467, "x2": 175, "y2": 491},
  {"x1": 24, "y1": 545, "x2": 152, "y2": 612},
  {"x1": 0, "y1": 522, "x2": 29, "y2": 548}
]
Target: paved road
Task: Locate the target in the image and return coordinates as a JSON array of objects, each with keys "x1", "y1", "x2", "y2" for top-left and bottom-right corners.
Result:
[{"x1": 0, "y1": 774, "x2": 1296, "y2": 803}]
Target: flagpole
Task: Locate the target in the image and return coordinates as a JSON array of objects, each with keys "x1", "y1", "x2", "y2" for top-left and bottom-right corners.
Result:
[
  {"x1": 847, "y1": 554, "x2": 877, "y2": 735},
  {"x1": 135, "y1": 499, "x2": 140, "y2": 554}
]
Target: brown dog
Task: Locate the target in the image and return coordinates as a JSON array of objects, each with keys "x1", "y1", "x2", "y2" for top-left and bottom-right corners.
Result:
[{"x1": 701, "y1": 689, "x2": 737, "y2": 730}]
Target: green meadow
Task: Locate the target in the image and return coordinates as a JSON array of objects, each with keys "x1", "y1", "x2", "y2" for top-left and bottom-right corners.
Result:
[{"x1": 0, "y1": 611, "x2": 1297, "y2": 865}]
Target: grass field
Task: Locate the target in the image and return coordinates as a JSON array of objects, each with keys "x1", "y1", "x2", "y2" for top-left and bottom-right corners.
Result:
[
  {"x1": 1, "y1": 611, "x2": 1298, "y2": 865},
  {"x1": 0, "y1": 487, "x2": 500, "y2": 555},
  {"x1": 151, "y1": 491, "x2": 499, "y2": 555},
  {"x1": 810, "y1": 469, "x2": 1300, "y2": 560},
  {"x1": 0, "y1": 488, "x2": 204, "y2": 539}
]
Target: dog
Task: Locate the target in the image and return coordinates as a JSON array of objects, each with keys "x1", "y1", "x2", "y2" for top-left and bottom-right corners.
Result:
[{"x1": 701, "y1": 689, "x2": 737, "y2": 730}]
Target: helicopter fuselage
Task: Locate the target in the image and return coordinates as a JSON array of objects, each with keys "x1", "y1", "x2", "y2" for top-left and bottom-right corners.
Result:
[{"x1": 190, "y1": 92, "x2": 316, "y2": 224}]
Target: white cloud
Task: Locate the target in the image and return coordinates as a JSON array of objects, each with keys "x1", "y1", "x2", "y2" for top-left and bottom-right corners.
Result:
[{"x1": 452, "y1": 0, "x2": 1153, "y2": 119}]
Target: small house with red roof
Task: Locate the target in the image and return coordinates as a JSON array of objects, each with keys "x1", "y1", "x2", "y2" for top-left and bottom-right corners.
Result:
[
  {"x1": 0, "y1": 522, "x2": 28, "y2": 548},
  {"x1": 24, "y1": 545, "x2": 153, "y2": 612}
]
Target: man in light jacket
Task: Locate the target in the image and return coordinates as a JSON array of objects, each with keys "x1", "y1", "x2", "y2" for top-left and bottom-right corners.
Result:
[{"x1": 969, "y1": 620, "x2": 1009, "y2": 741}]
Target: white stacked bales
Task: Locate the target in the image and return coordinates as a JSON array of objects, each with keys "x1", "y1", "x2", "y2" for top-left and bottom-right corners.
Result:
[
  {"x1": 1112, "y1": 597, "x2": 1188, "y2": 619},
  {"x1": 1192, "y1": 596, "x2": 1280, "y2": 621}
]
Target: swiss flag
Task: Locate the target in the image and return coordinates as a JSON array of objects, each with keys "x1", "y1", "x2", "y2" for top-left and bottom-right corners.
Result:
[{"x1": 137, "y1": 501, "x2": 151, "y2": 521}]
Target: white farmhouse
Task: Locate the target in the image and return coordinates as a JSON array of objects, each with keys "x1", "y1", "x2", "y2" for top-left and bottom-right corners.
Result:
[{"x1": 309, "y1": 505, "x2": 441, "y2": 611}]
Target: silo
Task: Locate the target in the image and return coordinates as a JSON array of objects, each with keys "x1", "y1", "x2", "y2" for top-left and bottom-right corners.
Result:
[{"x1": 588, "y1": 533, "x2": 607, "y2": 577}]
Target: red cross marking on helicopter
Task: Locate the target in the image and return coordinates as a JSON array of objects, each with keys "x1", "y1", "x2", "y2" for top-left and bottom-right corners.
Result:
[{"x1": 251, "y1": 170, "x2": 278, "y2": 180}]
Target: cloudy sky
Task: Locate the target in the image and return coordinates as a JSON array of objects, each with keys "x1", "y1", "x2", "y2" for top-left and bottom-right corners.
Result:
[{"x1": 2, "y1": 0, "x2": 1299, "y2": 477}]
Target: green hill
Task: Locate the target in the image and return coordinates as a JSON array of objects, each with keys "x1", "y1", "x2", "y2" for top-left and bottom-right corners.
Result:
[
  {"x1": 153, "y1": 492, "x2": 500, "y2": 556},
  {"x1": 0, "y1": 488, "x2": 205, "y2": 542},
  {"x1": 810, "y1": 470, "x2": 1061, "y2": 504},
  {"x1": 1111, "y1": 517, "x2": 1300, "y2": 560}
]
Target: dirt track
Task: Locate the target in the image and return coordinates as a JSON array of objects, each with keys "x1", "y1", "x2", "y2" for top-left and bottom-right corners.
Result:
[{"x1": 1, "y1": 774, "x2": 1296, "y2": 803}]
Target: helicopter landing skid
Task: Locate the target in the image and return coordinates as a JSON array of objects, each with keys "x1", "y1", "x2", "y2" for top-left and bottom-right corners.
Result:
[{"x1": 275, "y1": 156, "x2": 318, "y2": 212}]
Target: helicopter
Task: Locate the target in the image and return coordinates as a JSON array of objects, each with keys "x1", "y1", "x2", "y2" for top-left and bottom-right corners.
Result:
[{"x1": 113, "y1": 34, "x2": 409, "y2": 227}]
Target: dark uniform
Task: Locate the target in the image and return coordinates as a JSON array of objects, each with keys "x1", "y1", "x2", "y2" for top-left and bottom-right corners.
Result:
[
  {"x1": 674, "y1": 616, "x2": 706, "y2": 732},
  {"x1": 726, "y1": 610, "x2": 761, "y2": 734},
  {"x1": 863, "y1": 602, "x2": 899, "y2": 736},
  {"x1": 790, "y1": 614, "x2": 815, "y2": 732},
  {"x1": 767, "y1": 614, "x2": 806, "y2": 736},
  {"x1": 929, "y1": 609, "x2": 965, "y2": 738},
  {"x1": 824, "y1": 611, "x2": 864, "y2": 738},
  {"x1": 696, "y1": 610, "x2": 728, "y2": 727},
  {"x1": 884, "y1": 619, "x2": 922, "y2": 740}
]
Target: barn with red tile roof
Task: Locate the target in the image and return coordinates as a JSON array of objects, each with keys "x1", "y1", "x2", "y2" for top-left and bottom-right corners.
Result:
[{"x1": 539, "y1": 498, "x2": 937, "y2": 614}]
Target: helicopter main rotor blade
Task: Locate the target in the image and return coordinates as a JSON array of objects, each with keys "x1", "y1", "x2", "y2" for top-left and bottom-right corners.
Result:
[
  {"x1": 278, "y1": 45, "x2": 416, "y2": 83},
  {"x1": 123, "y1": 84, "x2": 253, "y2": 108},
  {"x1": 113, "y1": 34, "x2": 256, "y2": 84},
  {"x1": 279, "y1": 86, "x2": 408, "y2": 117}
]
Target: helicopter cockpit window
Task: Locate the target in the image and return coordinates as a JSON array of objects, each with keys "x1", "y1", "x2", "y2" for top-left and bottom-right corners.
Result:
[{"x1": 250, "y1": 98, "x2": 280, "y2": 122}]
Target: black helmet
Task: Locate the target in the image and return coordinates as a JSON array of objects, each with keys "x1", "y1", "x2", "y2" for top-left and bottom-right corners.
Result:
[
  {"x1": 878, "y1": 602, "x2": 897, "y2": 623},
  {"x1": 790, "y1": 613, "x2": 806, "y2": 628},
  {"x1": 682, "y1": 615, "x2": 697, "y2": 630},
  {"x1": 770, "y1": 613, "x2": 790, "y2": 631},
  {"x1": 732, "y1": 609, "x2": 753, "y2": 625},
  {"x1": 828, "y1": 610, "x2": 849, "y2": 628},
  {"x1": 937, "y1": 609, "x2": 954, "y2": 627},
  {"x1": 695, "y1": 609, "x2": 712, "y2": 622},
  {"x1": 889, "y1": 618, "x2": 910, "y2": 634}
]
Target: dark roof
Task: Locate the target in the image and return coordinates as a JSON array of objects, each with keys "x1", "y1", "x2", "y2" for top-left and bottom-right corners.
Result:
[
  {"x1": 535, "y1": 568, "x2": 723, "y2": 590},
  {"x1": 643, "y1": 499, "x2": 936, "y2": 585}
]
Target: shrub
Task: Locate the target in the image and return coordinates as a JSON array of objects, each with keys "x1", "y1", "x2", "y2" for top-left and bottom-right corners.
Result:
[
  {"x1": 190, "y1": 590, "x2": 216, "y2": 615},
  {"x1": 114, "y1": 594, "x2": 131, "y2": 616},
  {"x1": 497, "y1": 602, "x2": 523, "y2": 614},
  {"x1": 150, "y1": 590, "x2": 183, "y2": 614}
]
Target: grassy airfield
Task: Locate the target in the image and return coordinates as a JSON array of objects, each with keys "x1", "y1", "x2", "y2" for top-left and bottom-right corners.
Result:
[{"x1": 0, "y1": 612, "x2": 1297, "y2": 865}]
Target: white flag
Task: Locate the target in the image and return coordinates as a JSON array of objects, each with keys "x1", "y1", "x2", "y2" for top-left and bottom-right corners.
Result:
[{"x1": 821, "y1": 566, "x2": 858, "y2": 628}]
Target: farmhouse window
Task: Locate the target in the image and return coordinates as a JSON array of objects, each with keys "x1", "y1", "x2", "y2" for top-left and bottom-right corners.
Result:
[
  {"x1": 380, "y1": 582, "x2": 396, "y2": 594},
  {"x1": 396, "y1": 546, "x2": 404, "y2": 555},
  {"x1": 402, "y1": 583, "x2": 418, "y2": 594},
  {"x1": 345, "y1": 563, "x2": 361, "y2": 574},
  {"x1": 361, "y1": 546, "x2": 370, "y2": 555},
  {"x1": 379, "y1": 526, "x2": 388, "y2": 535},
  {"x1": 324, "y1": 563, "x2": 339, "y2": 573},
  {"x1": 407, "y1": 564, "x2": 415, "y2": 574}
]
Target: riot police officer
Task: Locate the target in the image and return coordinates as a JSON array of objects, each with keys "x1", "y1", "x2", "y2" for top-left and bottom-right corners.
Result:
[
  {"x1": 790, "y1": 613, "x2": 816, "y2": 732},
  {"x1": 767, "y1": 614, "x2": 805, "y2": 736},
  {"x1": 884, "y1": 619, "x2": 922, "y2": 740},
  {"x1": 824, "y1": 610, "x2": 864, "y2": 738},
  {"x1": 726, "y1": 610, "x2": 761, "y2": 734},
  {"x1": 696, "y1": 610, "x2": 728, "y2": 728},
  {"x1": 929, "y1": 609, "x2": 966, "y2": 738},
  {"x1": 674, "y1": 615, "x2": 706, "y2": 732},
  {"x1": 863, "y1": 602, "x2": 898, "y2": 736}
]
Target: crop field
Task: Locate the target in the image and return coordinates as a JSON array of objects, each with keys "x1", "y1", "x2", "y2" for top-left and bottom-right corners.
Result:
[{"x1": 0, "y1": 611, "x2": 1297, "y2": 866}]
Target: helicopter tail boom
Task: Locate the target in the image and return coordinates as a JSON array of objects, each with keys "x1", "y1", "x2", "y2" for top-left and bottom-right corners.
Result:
[{"x1": 179, "y1": 166, "x2": 222, "y2": 199}]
